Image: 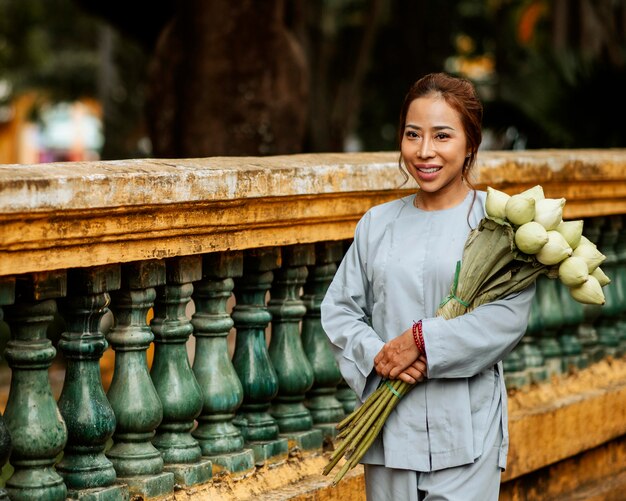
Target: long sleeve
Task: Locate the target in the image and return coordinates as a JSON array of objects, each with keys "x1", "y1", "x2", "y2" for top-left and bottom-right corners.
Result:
[
  {"x1": 321, "y1": 213, "x2": 385, "y2": 400},
  {"x1": 421, "y1": 284, "x2": 535, "y2": 379}
]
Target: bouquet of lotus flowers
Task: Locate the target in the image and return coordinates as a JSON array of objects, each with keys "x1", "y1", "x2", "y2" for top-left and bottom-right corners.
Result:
[{"x1": 323, "y1": 185, "x2": 609, "y2": 484}]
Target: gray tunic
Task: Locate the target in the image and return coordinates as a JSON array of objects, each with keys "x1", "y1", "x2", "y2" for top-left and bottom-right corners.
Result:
[{"x1": 321, "y1": 190, "x2": 535, "y2": 472}]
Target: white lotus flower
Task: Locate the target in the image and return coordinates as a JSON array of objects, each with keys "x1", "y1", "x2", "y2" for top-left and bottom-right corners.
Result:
[
  {"x1": 572, "y1": 240, "x2": 606, "y2": 273},
  {"x1": 556, "y1": 220, "x2": 584, "y2": 249},
  {"x1": 519, "y1": 184, "x2": 545, "y2": 202},
  {"x1": 591, "y1": 267, "x2": 611, "y2": 287},
  {"x1": 485, "y1": 187, "x2": 510, "y2": 220},
  {"x1": 514, "y1": 221, "x2": 549, "y2": 254},
  {"x1": 533, "y1": 197, "x2": 565, "y2": 231},
  {"x1": 505, "y1": 194, "x2": 535, "y2": 226},
  {"x1": 558, "y1": 256, "x2": 589, "y2": 287},
  {"x1": 535, "y1": 230, "x2": 572, "y2": 265},
  {"x1": 569, "y1": 275, "x2": 606, "y2": 305}
]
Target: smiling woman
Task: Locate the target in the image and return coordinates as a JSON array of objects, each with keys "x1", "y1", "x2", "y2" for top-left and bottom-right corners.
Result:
[{"x1": 321, "y1": 72, "x2": 535, "y2": 501}]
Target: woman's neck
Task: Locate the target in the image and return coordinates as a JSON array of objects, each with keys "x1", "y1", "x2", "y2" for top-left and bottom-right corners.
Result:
[{"x1": 416, "y1": 183, "x2": 470, "y2": 211}]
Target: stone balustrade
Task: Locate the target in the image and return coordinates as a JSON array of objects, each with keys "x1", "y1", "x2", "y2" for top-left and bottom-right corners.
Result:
[{"x1": 0, "y1": 150, "x2": 625, "y2": 500}]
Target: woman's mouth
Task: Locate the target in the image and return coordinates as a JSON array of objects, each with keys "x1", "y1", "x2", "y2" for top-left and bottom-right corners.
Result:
[{"x1": 417, "y1": 166, "x2": 441, "y2": 174}]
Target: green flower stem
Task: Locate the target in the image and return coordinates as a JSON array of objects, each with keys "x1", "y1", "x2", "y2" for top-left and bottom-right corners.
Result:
[
  {"x1": 324, "y1": 386, "x2": 390, "y2": 475},
  {"x1": 336, "y1": 384, "x2": 385, "y2": 431},
  {"x1": 325, "y1": 380, "x2": 403, "y2": 477},
  {"x1": 331, "y1": 380, "x2": 407, "y2": 484},
  {"x1": 343, "y1": 386, "x2": 394, "y2": 456}
]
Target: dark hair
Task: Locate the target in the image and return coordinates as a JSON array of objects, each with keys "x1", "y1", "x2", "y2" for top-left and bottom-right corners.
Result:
[{"x1": 397, "y1": 72, "x2": 483, "y2": 189}]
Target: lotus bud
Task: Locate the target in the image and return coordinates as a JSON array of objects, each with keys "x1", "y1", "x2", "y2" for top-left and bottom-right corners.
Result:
[
  {"x1": 514, "y1": 221, "x2": 549, "y2": 254},
  {"x1": 572, "y1": 240, "x2": 606, "y2": 273},
  {"x1": 519, "y1": 185, "x2": 545, "y2": 202},
  {"x1": 505, "y1": 194, "x2": 535, "y2": 226},
  {"x1": 485, "y1": 187, "x2": 510, "y2": 220},
  {"x1": 578, "y1": 235, "x2": 596, "y2": 248},
  {"x1": 535, "y1": 230, "x2": 572, "y2": 265},
  {"x1": 558, "y1": 256, "x2": 589, "y2": 287},
  {"x1": 533, "y1": 197, "x2": 565, "y2": 231},
  {"x1": 556, "y1": 220, "x2": 583, "y2": 249},
  {"x1": 591, "y1": 267, "x2": 611, "y2": 287},
  {"x1": 569, "y1": 275, "x2": 606, "y2": 305}
]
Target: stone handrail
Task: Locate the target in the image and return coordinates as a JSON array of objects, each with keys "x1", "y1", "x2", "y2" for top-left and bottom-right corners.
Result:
[{"x1": 1, "y1": 149, "x2": 626, "y2": 277}]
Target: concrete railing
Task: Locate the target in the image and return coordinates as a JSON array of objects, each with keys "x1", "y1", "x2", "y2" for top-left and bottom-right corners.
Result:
[{"x1": 0, "y1": 150, "x2": 625, "y2": 500}]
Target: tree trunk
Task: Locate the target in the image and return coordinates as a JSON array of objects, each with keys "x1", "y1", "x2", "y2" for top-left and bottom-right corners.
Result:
[{"x1": 146, "y1": 0, "x2": 309, "y2": 157}]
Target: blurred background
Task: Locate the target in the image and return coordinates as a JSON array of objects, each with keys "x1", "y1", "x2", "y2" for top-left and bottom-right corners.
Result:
[{"x1": 0, "y1": 0, "x2": 625, "y2": 165}]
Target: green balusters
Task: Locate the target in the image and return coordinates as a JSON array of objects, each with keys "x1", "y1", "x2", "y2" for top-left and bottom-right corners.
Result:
[
  {"x1": 106, "y1": 260, "x2": 174, "y2": 498},
  {"x1": 191, "y1": 251, "x2": 255, "y2": 475},
  {"x1": 594, "y1": 217, "x2": 621, "y2": 357},
  {"x1": 580, "y1": 218, "x2": 605, "y2": 362},
  {"x1": 3, "y1": 271, "x2": 68, "y2": 501},
  {"x1": 150, "y1": 256, "x2": 212, "y2": 486},
  {"x1": 0, "y1": 276, "x2": 14, "y2": 501},
  {"x1": 536, "y1": 274, "x2": 565, "y2": 377},
  {"x1": 232, "y1": 248, "x2": 288, "y2": 465},
  {"x1": 56, "y1": 265, "x2": 126, "y2": 500},
  {"x1": 268, "y1": 245, "x2": 323, "y2": 452},
  {"x1": 301, "y1": 242, "x2": 345, "y2": 439},
  {"x1": 519, "y1": 293, "x2": 549, "y2": 384},
  {"x1": 502, "y1": 345, "x2": 528, "y2": 390},
  {"x1": 614, "y1": 215, "x2": 626, "y2": 356},
  {"x1": 557, "y1": 280, "x2": 587, "y2": 372},
  {"x1": 336, "y1": 381, "x2": 359, "y2": 414}
]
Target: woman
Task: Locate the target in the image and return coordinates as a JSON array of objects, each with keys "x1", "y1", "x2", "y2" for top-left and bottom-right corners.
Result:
[{"x1": 320, "y1": 73, "x2": 535, "y2": 500}]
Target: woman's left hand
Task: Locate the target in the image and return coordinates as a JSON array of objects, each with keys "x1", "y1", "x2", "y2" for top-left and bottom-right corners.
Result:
[{"x1": 374, "y1": 327, "x2": 421, "y2": 379}]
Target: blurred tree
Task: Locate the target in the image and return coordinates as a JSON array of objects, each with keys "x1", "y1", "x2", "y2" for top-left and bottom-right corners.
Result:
[
  {"x1": 2, "y1": 0, "x2": 625, "y2": 159},
  {"x1": 486, "y1": 0, "x2": 626, "y2": 148},
  {"x1": 78, "y1": 0, "x2": 309, "y2": 157}
]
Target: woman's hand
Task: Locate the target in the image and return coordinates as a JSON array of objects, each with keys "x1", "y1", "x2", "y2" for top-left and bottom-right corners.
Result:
[
  {"x1": 374, "y1": 327, "x2": 424, "y2": 380},
  {"x1": 398, "y1": 355, "x2": 428, "y2": 384}
]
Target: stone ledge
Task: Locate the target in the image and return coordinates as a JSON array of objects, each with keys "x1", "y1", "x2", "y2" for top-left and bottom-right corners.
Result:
[
  {"x1": 1, "y1": 150, "x2": 625, "y2": 212},
  {"x1": 505, "y1": 357, "x2": 626, "y2": 480}
]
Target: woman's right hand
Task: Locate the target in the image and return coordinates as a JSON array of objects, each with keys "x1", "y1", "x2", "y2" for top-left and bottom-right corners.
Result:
[{"x1": 397, "y1": 355, "x2": 427, "y2": 384}]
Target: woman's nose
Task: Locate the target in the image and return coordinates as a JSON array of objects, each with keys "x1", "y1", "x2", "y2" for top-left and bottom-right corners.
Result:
[{"x1": 418, "y1": 137, "x2": 434, "y2": 158}]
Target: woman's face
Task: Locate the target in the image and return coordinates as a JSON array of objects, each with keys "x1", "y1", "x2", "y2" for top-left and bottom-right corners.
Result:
[{"x1": 401, "y1": 94, "x2": 469, "y2": 198}]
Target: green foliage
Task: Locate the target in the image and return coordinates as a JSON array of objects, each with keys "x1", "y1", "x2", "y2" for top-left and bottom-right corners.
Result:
[{"x1": 0, "y1": 0, "x2": 101, "y2": 101}]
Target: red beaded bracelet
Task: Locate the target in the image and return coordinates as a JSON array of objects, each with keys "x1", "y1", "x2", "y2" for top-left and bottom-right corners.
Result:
[{"x1": 412, "y1": 320, "x2": 426, "y2": 356}]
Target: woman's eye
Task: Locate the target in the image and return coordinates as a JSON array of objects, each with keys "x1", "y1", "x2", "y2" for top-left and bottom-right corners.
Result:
[
  {"x1": 405, "y1": 130, "x2": 419, "y2": 139},
  {"x1": 435, "y1": 132, "x2": 450, "y2": 140}
]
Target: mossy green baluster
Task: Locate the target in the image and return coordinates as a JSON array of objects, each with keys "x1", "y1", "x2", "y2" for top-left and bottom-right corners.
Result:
[
  {"x1": 150, "y1": 256, "x2": 212, "y2": 486},
  {"x1": 301, "y1": 242, "x2": 345, "y2": 440},
  {"x1": 557, "y1": 280, "x2": 587, "y2": 372},
  {"x1": 3, "y1": 271, "x2": 68, "y2": 501},
  {"x1": 232, "y1": 248, "x2": 288, "y2": 466},
  {"x1": 519, "y1": 292, "x2": 549, "y2": 384},
  {"x1": 191, "y1": 251, "x2": 255, "y2": 475},
  {"x1": 614, "y1": 215, "x2": 626, "y2": 356},
  {"x1": 580, "y1": 218, "x2": 606, "y2": 362},
  {"x1": 56, "y1": 265, "x2": 127, "y2": 500},
  {"x1": 502, "y1": 344, "x2": 528, "y2": 390},
  {"x1": 0, "y1": 276, "x2": 14, "y2": 501},
  {"x1": 268, "y1": 245, "x2": 323, "y2": 452},
  {"x1": 594, "y1": 217, "x2": 621, "y2": 357},
  {"x1": 536, "y1": 274, "x2": 565, "y2": 377},
  {"x1": 106, "y1": 261, "x2": 174, "y2": 498}
]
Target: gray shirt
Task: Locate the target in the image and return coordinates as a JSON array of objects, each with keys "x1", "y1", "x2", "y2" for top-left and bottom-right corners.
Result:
[{"x1": 321, "y1": 190, "x2": 535, "y2": 472}]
